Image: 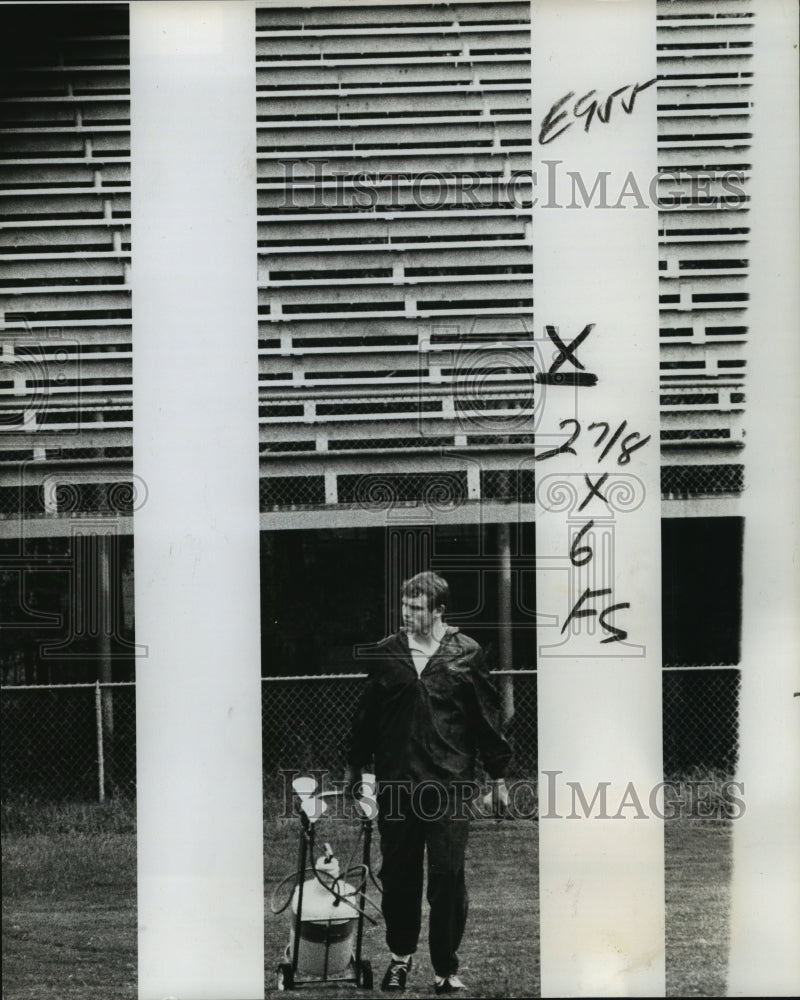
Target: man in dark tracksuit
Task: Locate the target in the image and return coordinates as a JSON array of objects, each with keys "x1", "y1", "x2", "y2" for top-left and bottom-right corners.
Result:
[{"x1": 346, "y1": 572, "x2": 512, "y2": 994}]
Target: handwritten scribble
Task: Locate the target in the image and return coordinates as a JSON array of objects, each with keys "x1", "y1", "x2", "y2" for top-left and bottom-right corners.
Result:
[{"x1": 539, "y1": 78, "x2": 658, "y2": 145}]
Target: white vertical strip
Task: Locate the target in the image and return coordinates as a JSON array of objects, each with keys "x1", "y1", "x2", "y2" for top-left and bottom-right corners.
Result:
[
  {"x1": 531, "y1": 2, "x2": 664, "y2": 995},
  {"x1": 728, "y1": 2, "x2": 800, "y2": 994},
  {"x1": 130, "y1": 4, "x2": 264, "y2": 999}
]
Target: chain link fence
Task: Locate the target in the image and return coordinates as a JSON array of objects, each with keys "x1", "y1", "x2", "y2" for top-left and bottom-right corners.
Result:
[
  {"x1": 261, "y1": 670, "x2": 537, "y2": 784},
  {"x1": 0, "y1": 480, "x2": 141, "y2": 518},
  {"x1": 260, "y1": 475, "x2": 326, "y2": 510},
  {"x1": 660, "y1": 464, "x2": 744, "y2": 499},
  {"x1": 336, "y1": 472, "x2": 469, "y2": 509},
  {"x1": 257, "y1": 465, "x2": 744, "y2": 513},
  {"x1": 0, "y1": 465, "x2": 743, "y2": 518},
  {"x1": 1, "y1": 682, "x2": 136, "y2": 802},
  {"x1": 1, "y1": 669, "x2": 739, "y2": 802},
  {"x1": 662, "y1": 667, "x2": 740, "y2": 776}
]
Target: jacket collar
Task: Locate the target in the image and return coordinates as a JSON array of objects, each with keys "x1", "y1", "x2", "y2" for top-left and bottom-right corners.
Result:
[{"x1": 400, "y1": 624, "x2": 459, "y2": 645}]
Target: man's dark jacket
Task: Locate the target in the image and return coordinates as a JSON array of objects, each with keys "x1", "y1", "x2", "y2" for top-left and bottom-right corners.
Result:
[{"x1": 347, "y1": 626, "x2": 512, "y2": 786}]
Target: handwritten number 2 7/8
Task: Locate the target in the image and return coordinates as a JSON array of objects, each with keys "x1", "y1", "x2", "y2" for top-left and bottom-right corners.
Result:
[{"x1": 533, "y1": 418, "x2": 651, "y2": 466}]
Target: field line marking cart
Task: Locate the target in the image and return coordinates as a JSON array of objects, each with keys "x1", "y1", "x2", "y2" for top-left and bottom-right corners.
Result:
[{"x1": 271, "y1": 774, "x2": 381, "y2": 991}]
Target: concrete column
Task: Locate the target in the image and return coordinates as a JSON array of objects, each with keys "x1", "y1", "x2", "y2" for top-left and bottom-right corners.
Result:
[
  {"x1": 131, "y1": 5, "x2": 264, "y2": 997},
  {"x1": 532, "y1": 2, "x2": 664, "y2": 993}
]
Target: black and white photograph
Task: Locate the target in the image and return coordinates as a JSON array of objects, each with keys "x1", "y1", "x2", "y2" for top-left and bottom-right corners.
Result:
[
  {"x1": 1, "y1": 4, "x2": 139, "y2": 996},
  {"x1": 1, "y1": 1, "x2": 798, "y2": 998}
]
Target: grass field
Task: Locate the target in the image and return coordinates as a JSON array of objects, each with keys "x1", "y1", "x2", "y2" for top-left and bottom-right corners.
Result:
[
  {"x1": 2, "y1": 802, "x2": 731, "y2": 999},
  {"x1": 263, "y1": 812, "x2": 539, "y2": 999},
  {"x1": 664, "y1": 821, "x2": 732, "y2": 997},
  {"x1": 2, "y1": 802, "x2": 137, "y2": 1000}
]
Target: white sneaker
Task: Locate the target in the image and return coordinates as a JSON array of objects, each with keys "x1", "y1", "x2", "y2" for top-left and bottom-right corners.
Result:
[{"x1": 434, "y1": 975, "x2": 466, "y2": 994}]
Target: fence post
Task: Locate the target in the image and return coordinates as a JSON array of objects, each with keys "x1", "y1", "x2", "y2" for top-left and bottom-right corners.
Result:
[
  {"x1": 99, "y1": 532, "x2": 115, "y2": 791},
  {"x1": 498, "y1": 521, "x2": 515, "y2": 724},
  {"x1": 95, "y1": 680, "x2": 105, "y2": 802}
]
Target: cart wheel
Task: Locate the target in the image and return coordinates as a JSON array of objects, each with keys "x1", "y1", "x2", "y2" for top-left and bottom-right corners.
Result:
[
  {"x1": 356, "y1": 959, "x2": 373, "y2": 989},
  {"x1": 277, "y1": 962, "x2": 295, "y2": 991}
]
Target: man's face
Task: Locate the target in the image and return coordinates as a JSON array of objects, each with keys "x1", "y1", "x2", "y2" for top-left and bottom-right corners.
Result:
[{"x1": 401, "y1": 593, "x2": 439, "y2": 637}]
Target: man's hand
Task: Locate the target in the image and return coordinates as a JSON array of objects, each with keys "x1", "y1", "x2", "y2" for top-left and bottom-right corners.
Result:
[
  {"x1": 482, "y1": 778, "x2": 510, "y2": 818},
  {"x1": 344, "y1": 766, "x2": 379, "y2": 820}
]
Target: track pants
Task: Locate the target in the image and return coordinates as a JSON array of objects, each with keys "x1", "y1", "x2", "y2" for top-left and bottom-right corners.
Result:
[{"x1": 377, "y1": 783, "x2": 470, "y2": 978}]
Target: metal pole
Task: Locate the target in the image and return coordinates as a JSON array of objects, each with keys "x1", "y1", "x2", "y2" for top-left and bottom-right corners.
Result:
[
  {"x1": 293, "y1": 824, "x2": 310, "y2": 973},
  {"x1": 355, "y1": 818, "x2": 372, "y2": 965},
  {"x1": 497, "y1": 522, "x2": 515, "y2": 724},
  {"x1": 95, "y1": 680, "x2": 105, "y2": 802},
  {"x1": 99, "y1": 532, "x2": 114, "y2": 739}
]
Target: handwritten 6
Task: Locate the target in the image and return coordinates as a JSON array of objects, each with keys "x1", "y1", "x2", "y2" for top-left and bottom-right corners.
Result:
[{"x1": 538, "y1": 78, "x2": 657, "y2": 146}]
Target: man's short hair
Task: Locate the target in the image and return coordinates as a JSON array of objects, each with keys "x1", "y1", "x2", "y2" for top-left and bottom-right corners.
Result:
[{"x1": 401, "y1": 571, "x2": 450, "y2": 612}]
